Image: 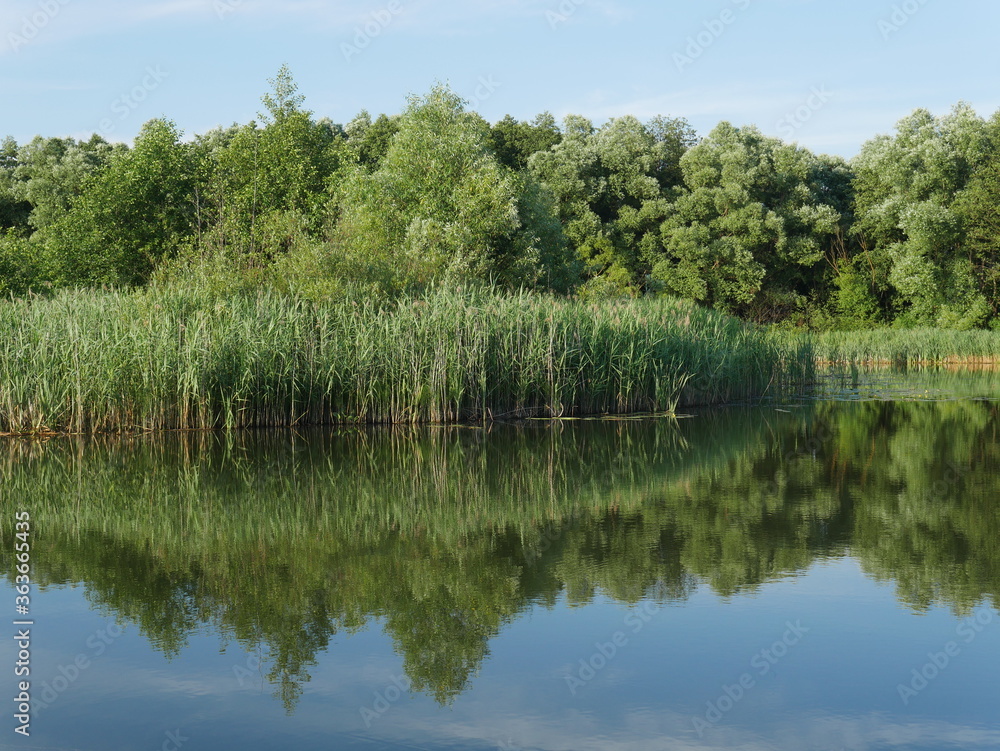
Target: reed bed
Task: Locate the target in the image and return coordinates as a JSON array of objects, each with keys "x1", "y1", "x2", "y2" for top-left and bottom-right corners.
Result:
[
  {"x1": 0, "y1": 286, "x2": 804, "y2": 433},
  {"x1": 790, "y1": 328, "x2": 1000, "y2": 366}
]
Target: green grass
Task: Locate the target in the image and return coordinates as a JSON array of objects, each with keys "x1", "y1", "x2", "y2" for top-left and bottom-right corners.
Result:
[
  {"x1": 779, "y1": 328, "x2": 1000, "y2": 366},
  {"x1": 0, "y1": 286, "x2": 808, "y2": 434}
]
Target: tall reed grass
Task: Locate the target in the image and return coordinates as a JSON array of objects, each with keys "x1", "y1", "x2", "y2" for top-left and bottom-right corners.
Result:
[
  {"x1": 786, "y1": 328, "x2": 1000, "y2": 366},
  {"x1": 0, "y1": 286, "x2": 806, "y2": 433}
]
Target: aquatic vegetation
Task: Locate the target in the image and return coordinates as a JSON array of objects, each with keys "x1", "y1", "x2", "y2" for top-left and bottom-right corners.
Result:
[{"x1": 0, "y1": 286, "x2": 806, "y2": 433}]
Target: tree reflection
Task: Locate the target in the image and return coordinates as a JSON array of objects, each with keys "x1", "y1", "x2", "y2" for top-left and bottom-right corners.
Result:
[{"x1": 2, "y1": 388, "x2": 999, "y2": 710}]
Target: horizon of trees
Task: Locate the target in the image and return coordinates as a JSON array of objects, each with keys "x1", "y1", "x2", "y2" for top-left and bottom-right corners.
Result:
[{"x1": 3, "y1": 66, "x2": 1000, "y2": 330}]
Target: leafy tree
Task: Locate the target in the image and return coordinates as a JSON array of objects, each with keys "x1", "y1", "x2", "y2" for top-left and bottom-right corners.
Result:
[
  {"x1": 0, "y1": 231, "x2": 39, "y2": 295},
  {"x1": 0, "y1": 138, "x2": 31, "y2": 230},
  {"x1": 952, "y1": 112, "x2": 1000, "y2": 323},
  {"x1": 344, "y1": 110, "x2": 401, "y2": 171},
  {"x1": 852, "y1": 104, "x2": 990, "y2": 328},
  {"x1": 528, "y1": 114, "x2": 696, "y2": 296},
  {"x1": 191, "y1": 69, "x2": 346, "y2": 260},
  {"x1": 10, "y1": 135, "x2": 118, "y2": 231},
  {"x1": 335, "y1": 84, "x2": 575, "y2": 291},
  {"x1": 259, "y1": 63, "x2": 306, "y2": 125},
  {"x1": 41, "y1": 119, "x2": 196, "y2": 285},
  {"x1": 649, "y1": 122, "x2": 845, "y2": 321},
  {"x1": 488, "y1": 112, "x2": 562, "y2": 171}
]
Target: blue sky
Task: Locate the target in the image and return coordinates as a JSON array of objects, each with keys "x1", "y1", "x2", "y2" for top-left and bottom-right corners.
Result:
[{"x1": 3, "y1": 0, "x2": 998, "y2": 158}]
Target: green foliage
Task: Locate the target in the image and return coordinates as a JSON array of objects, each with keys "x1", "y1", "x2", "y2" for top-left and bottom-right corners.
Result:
[
  {"x1": 488, "y1": 112, "x2": 562, "y2": 171},
  {"x1": 529, "y1": 114, "x2": 697, "y2": 294},
  {"x1": 951, "y1": 112, "x2": 1000, "y2": 325},
  {"x1": 336, "y1": 85, "x2": 574, "y2": 291},
  {"x1": 0, "y1": 231, "x2": 41, "y2": 296},
  {"x1": 852, "y1": 103, "x2": 991, "y2": 327},
  {"x1": 830, "y1": 259, "x2": 880, "y2": 329},
  {"x1": 6, "y1": 78, "x2": 1000, "y2": 331},
  {"x1": 192, "y1": 72, "x2": 345, "y2": 259},
  {"x1": 650, "y1": 122, "x2": 847, "y2": 321},
  {"x1": 9, "y1": 134, "x2": 118, "y2": 230},
  {"x1": 0, "y1": 285, "x2": 799, "y2": 433},
  {"x1": 344, "y1": 110, "x2": 400, "y2": 170},
  {"x1": 0, "y1": 138, "x2": 31, "y2": 230},
  {"x1": 40, "y1": 119, "x2": 195, "y2": 286}
]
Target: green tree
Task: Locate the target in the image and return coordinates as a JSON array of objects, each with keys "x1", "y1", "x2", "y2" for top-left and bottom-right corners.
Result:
[
  {"x1": 335, "y1": 84, "x2": 575, "y2": 291},
  {"x1": 488, "y1": 112, "x2": 562, "y2": 171},
  {"x1": 0, "y1": 138, "x2": 31, "y2": 230},
  {"x1": 42, "y1": 119, "x2": 196, "y2": 285},
  {"x1": 528, "y1": 114, "x2": 696, "y2": 296},
  {"x1": 10, "y1": 134, "x2": 118, "y2": 231},
  {"x1": 191, "y1": 68, "x2": 345, "y2": 261},
  {"x1": 952, "y1": 112, "x2": 1000, "y2": 324},
  {"x1": 649, "y1": 122, "x2": 845, "y2": 321},
  {"x1": 344, "y1": 110, "x2": 400, "y2": 171},
  {"x1": 852, "y1": 103, "x2": 990, "y2": 328}
]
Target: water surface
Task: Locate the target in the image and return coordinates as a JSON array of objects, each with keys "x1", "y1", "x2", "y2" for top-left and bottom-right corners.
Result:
[{"x1": 2, "y1": 369, "x2": 999, "y2": 750}]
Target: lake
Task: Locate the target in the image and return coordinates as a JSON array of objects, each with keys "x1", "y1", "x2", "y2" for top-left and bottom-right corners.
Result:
[{"x1": 2, "y1": 369, "x2": 999, "y2": 750}]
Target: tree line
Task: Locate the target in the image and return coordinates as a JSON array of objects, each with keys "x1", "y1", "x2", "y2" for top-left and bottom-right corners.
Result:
[{"x1": 3, "y1": 66, "x2": 1000, "y2": 329}]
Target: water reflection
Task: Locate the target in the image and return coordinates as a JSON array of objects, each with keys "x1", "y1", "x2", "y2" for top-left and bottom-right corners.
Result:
[{"x1": 2, "y1": 394, "x2": 999, "y2": 714}]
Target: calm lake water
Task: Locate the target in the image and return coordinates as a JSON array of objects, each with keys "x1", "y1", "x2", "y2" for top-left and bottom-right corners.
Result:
[{"x1": 2, "y1": 369, "x2": 999, "y2": 750}]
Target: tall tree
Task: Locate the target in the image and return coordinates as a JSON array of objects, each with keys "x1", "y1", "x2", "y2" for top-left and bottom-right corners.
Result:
[
  {"x1": 42, "y1": 119, "x2": 196, "y2": 285},
  {"x1": 529, "y1": 114, "x2": 696, "y2": 296},
  {"x1": 852, "y1": 103, "x2": 990, "y2": 328},
  {"x1": 488, "y1": 113, "x2": 562, "y2": 171},
  {"x1": 648, "y1": 122, "x2": 846, "y2": 321},
  {"x1": 0, "y1": 138, "x2": 31, "y2": 230},
  {"x1": 193, "y1": 68, "x2": 346, "y2": 259},
  {"x1": 334, "y1": 84, "x2": 576, "y2": 291}
]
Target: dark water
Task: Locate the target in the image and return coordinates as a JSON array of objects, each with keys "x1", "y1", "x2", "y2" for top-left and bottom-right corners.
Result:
[{"x1": 2, "y1": 370, "x2": 1000, "y2": 750}]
